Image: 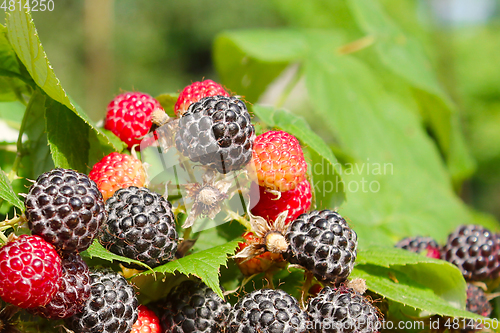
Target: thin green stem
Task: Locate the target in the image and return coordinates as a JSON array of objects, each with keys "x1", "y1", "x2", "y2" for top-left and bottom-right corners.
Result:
[
  {"x1": 224, "y1": 207, "x2": 251, "y2": 230},
  {"x1": 274, "y1": 64, "x2": 303, "y2": 109},
  {"x1": 182, "y1": 226, "x2": 192, "y2": 241},
  {"x1": 0, "y1": 231, "x2": 7, "y2": 244}
]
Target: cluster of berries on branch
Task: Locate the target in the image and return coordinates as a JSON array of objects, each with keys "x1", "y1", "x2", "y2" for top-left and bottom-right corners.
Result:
[{"x1": 0, "y1": 79, "x2": 384, "y2": 333}]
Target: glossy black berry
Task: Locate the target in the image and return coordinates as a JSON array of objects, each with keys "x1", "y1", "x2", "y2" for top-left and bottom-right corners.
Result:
[
  {"x1": 307, "y1": 286, "x2": 380, "y2": 333},
  {"x1": 175, "y1": 96, "x2": 255, "y2": 174},
  {"x1": 154, "y1": 280, "x2": 230, "y2": 333},
  {"x1": 227, "y1": 288, "x2": 307, "y2": 333},
  {"x1": 65, "y1": 270, "x2": 138, "y2": 333},
  {"x1": 442, "y1": 225, "x2": 500, "y2": 281},
  {"x1": 285, "y1": 210, "x2": 357, "y2": 285},
  {"x1": 25, "y1": 168, "x2": 106, "y2": 253},
  {"x1": 99, "y1": 186, "x2": 178, "y2": 269}
]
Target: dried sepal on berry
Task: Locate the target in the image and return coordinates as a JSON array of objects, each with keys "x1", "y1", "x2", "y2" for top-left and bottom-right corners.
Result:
[
  {"x1": 235, "y1": 232, "x2": 286, "y2": 276},
  {"x1": 182, "y1": 170, "x2": 233, "y2": 229},
  {"x1": 233, "y1": 210, "x2": 289, "y2": 262}
]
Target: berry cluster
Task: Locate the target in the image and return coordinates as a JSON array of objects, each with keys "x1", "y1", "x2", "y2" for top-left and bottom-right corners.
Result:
[
  {"x1": 0, "y1": 79, "x2": 378, "y2": 333},
  {"x1": 396, "y1": 224, "x2": 500, "y2": 330}
]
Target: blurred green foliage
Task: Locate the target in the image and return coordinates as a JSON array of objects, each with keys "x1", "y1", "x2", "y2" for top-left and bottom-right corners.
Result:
[{"x1": 2, "y1": 0, "x2": 496, "y2": 221}]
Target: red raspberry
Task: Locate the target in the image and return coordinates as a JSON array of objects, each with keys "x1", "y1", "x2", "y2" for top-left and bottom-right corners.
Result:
[
  {"x1": 250, "y1": 179, "x2": 312, "y2": 225},
  {"x1": 251, "y1": 131, "x2": 307, "y2": 192},
  {"x1": 174, "y1": 79, "x2": 229, "y2": 116},
  {"x1": 105, "y1": 92, "x2": 163, "y2": 149},
  {"x1": 89, "y1": 152, "x2": 146, "y2": 201},
  {"x1": 235, "y1": 232, "x2": 285, "y2": 276},
  {"x1": 131, "y1": 305, "x2": 160, "y2": 333},
  {"x1": 0, "y1": 235, "x2": 62, "y2": 309}
]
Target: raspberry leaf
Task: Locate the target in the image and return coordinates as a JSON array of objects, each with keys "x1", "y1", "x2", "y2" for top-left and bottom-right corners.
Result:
[
  {"x1": 45, "y1": 99, "x2": 90, "y2": 172},
  {"x1": 136, "y1": 240, "x2": 241, "y2": 299},
  {"x1": 352, "y1": 247, "x2": 500, "y2": 332},
  {"x1": 0, "y1": 168, "x2": 24, "y2": 211},
  {"x1": 5, "y1": 7, "x2": 124, "y2": 169},
  {"x1": 81, "y1": 240, "x2": 153, "y2": 271},
  {"x1": 214, "y1": 32, "x2": 293, "y2": 103},
  {"x1": 347, "y1": 0, "x2": 475, "y2": 182}
]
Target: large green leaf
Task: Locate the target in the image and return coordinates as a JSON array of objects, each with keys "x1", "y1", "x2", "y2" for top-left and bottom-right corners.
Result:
[
  {"x1": 22, "y1": 89, "x2": 54, "y2": 178},
  {"x1": 352, "y1": 247, "x2": 500, "y2": 331},
  {"x1": 5, "y1": 8, "x2": 122, "y2": 156},
  {"x1": 304, "y1": 43, "x2": 475, "y2": 246},
  {"x1": 45, "y1": 100, "x2": 90, "y2": 173},
  {"x1": 252, "y1": 105, "x2": 345, "y2": 207},
  {"x1": 356, "y1": 247, "x2": 466, "y2": 306},
  {"x1": 0, "y1": 167, "x2": 24, "y2": 211},
  {"x1": 214, "y1": 32, "x2": 293, "y2": 102},
  {"x1": 0, "y1": 25, "x2": 29, "y2": 102},
  {"x1": 347, "y1": 0, "x2": 475, "y2": 182},
  {"x1": 0, "y1": 25, "x2": 20, "y2": 74},
  {"x1": 136, "y1": 240, "x2": 240, "y2": 298}
]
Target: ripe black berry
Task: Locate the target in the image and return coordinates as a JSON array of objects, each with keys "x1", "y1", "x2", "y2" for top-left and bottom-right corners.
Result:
[
  {"x1": 307, "y1": 286, "x2": 380, "y2": 333},
  {"x1": 227, "y1": 288, "x2": 307, "y2": 333},
  {"x1": 25, "y1": 168, "x2": 106, "y2": 253},
  {"x1": 442, "y1": 225, "x2": 500, "y2": 281},
  {"x1": 65, "y1": 270, "x2": 138, "y2": 333},
  {"x1": 154, "y1": 280, "x2": 230, "y2": 332},
  {"x1": 175, "y1": 95, "x2": 255, "y2": 174},
  {"x1": 99, "y1": 186, "x2": 178, "y2": 269},
  {"x1": 30, "y1": 254, "x2": 91, "y2": 319},
  {"x1": 395, "y1": 236, "x2": 441, "y2": 259},
  {"x1": 284, "y1": 210, "x2": 357, "y2": 285}
]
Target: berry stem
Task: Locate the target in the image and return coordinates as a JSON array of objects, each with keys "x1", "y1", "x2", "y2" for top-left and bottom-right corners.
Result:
[
  {"x1": 300, "y1": 271, "x2": 314, "y2": 309},
  {"x1": 223, "y1": 207, "x2": 251, "y2": 230},
  {"x1": 0, "y1": 231, "x2": 7, "y2": 244},
  {"x1": 0, "y1": 214, "x2": 26, "y2": 231}
]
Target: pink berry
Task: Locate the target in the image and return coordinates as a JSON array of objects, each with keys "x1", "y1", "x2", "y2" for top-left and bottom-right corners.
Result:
[
  {"x1": 174, "y1": 80, "x2": 229, "y2": 116},
  {"x1": 105, "y1": 92, "x2": 163, "y2": 149}
]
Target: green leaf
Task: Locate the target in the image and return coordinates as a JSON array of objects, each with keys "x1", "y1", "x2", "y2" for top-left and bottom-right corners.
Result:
[
  {"x1": 252, "y1": 105, "x2": 345, "y2": 207},
  {"x1": 352, "y1": 264, "x2": 497, "y2": 331},
  {"x1": 304, "y1": 46, "x2": 475, "y2": 246},
  {"x1": 0, "y1": 167, "x2": 24, "y2": 211},
  {"x1": 156, "y1": 93, "x2": 178, "y2": 118},
  {"x1": 0, "y1": 25, "x2": 30, "y2": 102},
  {"x1": 136, "y1": 240, "x2": 240, "y2": 299},
  {"x1": 356, "y1": 247, "x2": 466, "y2": 306},
  {"x1": 214, "y1": 32, "x2": 292, "y2": 102},
  {"x1": 45, "y1": 99, "x2": 90, "y2": 173},
  {"x1": 352, "y1": 247, "x2": 499, "y2": 331},
  {"x1": 0, "y1": 24, "x2": 21, "y2": 74},
  {"x1": 347, "y1": 0, "x2": 475, "y2": 182},
  {"x1": 5, "y1": 8, "x2": 122, "y2": 154},
  {"x1": 81, "y1": 240, "x2": 152, "y2": 271},
  {"x1": 22, "y1": 89, "x2": 54, "y2": 178}
]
